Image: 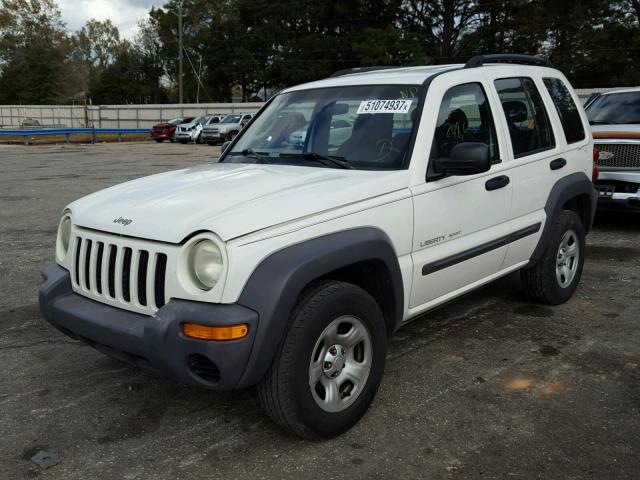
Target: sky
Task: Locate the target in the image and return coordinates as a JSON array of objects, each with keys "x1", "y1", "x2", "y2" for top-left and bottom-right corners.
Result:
[{"x1": 58, "y1": 0, "x2": 167, "y2": 39}]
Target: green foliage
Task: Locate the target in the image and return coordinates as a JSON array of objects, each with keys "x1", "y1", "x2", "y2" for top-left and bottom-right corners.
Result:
[{"x1": 1, "y1": 0, "x2": 640, "y2": 104}]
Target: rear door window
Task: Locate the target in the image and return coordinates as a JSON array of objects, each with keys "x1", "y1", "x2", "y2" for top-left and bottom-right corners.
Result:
[
  {"x1": 494, "y1": 77, "x2": 555, "y2": 158},
  {"x1": 543, "y1": 78, "x2": 585, "y2": 144}
]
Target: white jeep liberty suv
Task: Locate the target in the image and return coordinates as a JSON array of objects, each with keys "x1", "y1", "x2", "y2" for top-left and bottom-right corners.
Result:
[{"x1": 40, "y1": 54, "x2": 597, "y2": 439}]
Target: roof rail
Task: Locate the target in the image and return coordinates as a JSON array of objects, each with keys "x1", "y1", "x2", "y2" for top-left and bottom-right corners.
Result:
[
  {"x1": 464, "y1": 54, "x2": 553, "y2": 69},
  {"x1": 330, "y1": 66, "x2": 400, "y2": 78}
]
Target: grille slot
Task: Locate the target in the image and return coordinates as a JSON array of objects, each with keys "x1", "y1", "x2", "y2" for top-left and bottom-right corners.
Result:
[
  {"x1": 595, "y1": 143, "x2": 640, "y2": 170},
  {"x1": 138, "y1": 251, "x2": 149, "y2": 306},
  {"x1": 71, "y1": 233, "x2": 169, "y2": 315},
  {"x1": 84, "y1": 240, "x2": 92, "y2": 290},
  {"x1": 108, "y1": 245, "x2": 117, "y2": 298},
  {"x1": 154, "y1": 253, "x2": 167, "y2": 308},
  {"x1": 95, "y1": 242, "x2": 104, "y2": 294},
  {"x1": 122, "y1": 248, "x2": 132, "y2": 302}
]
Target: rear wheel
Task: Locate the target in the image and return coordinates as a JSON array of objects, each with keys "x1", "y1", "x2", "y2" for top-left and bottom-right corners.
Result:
[
  {"x1": 521, "y1": 210, "x2": 585, "y2": 305},
  {"x1": 258, "y1": 280, "x2": 387, "y2": 440}
]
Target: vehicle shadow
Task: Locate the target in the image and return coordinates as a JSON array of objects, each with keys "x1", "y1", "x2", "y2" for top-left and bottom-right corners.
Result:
[{"x1": 593, "y1": 209, "x2": 640, "y2": 232}]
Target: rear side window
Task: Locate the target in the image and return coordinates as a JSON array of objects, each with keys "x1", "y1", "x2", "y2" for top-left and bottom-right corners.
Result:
[
  {"x1": 543, "y1": 78, "x2": 585, "y2": 144},
  {"x1": 494, "y1": 77, "x2": 555, "y2": 158},
  {"x1": 430, "y1": 82, "x2": 500, "y2": 166}
]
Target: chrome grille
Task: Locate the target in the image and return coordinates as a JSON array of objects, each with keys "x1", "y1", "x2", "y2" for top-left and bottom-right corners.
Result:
[
  {"x1": 71, "y1": 233, "x2": 169, "y2": 314},
  {"x1": 595, "y1": 143, "x2": 640, "y2": 170}
]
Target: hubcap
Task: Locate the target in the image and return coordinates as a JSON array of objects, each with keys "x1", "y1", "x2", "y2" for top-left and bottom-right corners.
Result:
[
  {"x1": 308, "y1": 316, "x2": 372, "y2": 413},
  {"x1": 556, "y1": 229, "x2": 580, "y2": 288}
]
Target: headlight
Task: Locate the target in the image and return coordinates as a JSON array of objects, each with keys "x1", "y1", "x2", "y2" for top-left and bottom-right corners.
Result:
[
  {"x1": 189, "y1": 239, "x2": 223, "y2": 290},
  {"x1": 56, "y1": 214, "x2": 72, "y2": 261}
]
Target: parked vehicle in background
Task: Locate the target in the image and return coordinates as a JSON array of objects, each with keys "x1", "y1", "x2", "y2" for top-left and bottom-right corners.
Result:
[
  {"x1": 174, "y1": 115, "x2": 213, "y2": 144},
  {"x1": 150, "y1": 117, "x2": 195, "y2": 143},
  {"x1": 202, "y1": 113, "x2": 254, "y2": 145},
  {"x1": 40, "y1": 55, "x2": 596, "y2": 440},
  {"x1": 586, "y1": 88, "x2": 640, "y2": 210}
]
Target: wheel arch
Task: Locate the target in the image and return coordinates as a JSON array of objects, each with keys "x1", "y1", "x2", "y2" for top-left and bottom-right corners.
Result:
[
  {"x1": 530, "y1": 172, "x2": 596, "y2": 264},
  {"x1": 235, "y1": 227, "x2": 404, "y2": 388}
]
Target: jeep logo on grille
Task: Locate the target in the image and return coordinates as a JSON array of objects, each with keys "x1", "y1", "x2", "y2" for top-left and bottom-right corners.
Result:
[
  {"x1": 599, "y1": 151, "x2": 615, "y2": 160},
  {"x1": 113, "y1": 216, "x2": 133, "y2": 226}
]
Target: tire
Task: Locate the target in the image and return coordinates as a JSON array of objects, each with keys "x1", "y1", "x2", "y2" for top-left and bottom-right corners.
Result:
[
  {"x1": 207, "y1": 142, "x2": 215, "y2": 146},
  {"x1": 258, "y1": 280, "x2": 387, "y2": 440},
  {"x1": 179, "y1": 140, "x2": 187, "y2": 144},
  {"x1": 154, "y1": 138, "x2": 164, "y2": 143},
  {"x1": 521, "y1": 210, "x2": 586, "y2": 305},
  {"x1": 227, "y1": 131, "x2": 237, "y2": 141}
]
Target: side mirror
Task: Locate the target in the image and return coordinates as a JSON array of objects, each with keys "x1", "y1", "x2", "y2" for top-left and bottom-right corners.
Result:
[
  {"x1": 434, "y1": 143, "x2": 491, "y2": 176},
  {"x1": 221, "y1": 141, "x2": 232, "y2": 152}
]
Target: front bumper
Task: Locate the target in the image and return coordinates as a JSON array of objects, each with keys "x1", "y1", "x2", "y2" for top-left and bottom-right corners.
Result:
[
  {"x1": 595, "y1": 171, "x2": 640, "y2": 211},
  {"x1": 150, "y1": 131, "x2": 170, "y2": 139},
  {"x1": 202, "y1": 131, "x2": 223, "y2": 141},
  {"x1": 174, "y1": 132, "x2": 195, "y2": 141},
  {"x1": 39, "y1": 264, "x2": 259, "y2": 391}
]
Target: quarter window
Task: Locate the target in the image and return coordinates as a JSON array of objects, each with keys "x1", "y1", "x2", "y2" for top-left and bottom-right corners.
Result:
[
  {"x1": 543, "y1": 78, "x2": 585, "y2": 144},
  {"x1": 495, "y1": 78, "x2": 555, "y2": 158},
  {"x1": 429, "y1": 83, "x2": 500, "y2": 172}
]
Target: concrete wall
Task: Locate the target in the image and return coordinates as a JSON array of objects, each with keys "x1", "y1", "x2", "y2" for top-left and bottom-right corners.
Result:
[
  {"x1": 0, "y1": 103, "x2": 264, "y2": 129},
  {"x1": 0, "y1": 88, "x2": 630, "y2": 129}
]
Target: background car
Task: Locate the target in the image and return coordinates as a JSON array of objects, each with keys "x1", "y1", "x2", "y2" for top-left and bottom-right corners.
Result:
[
  {"x1": 174, "y1": 115, "x2": 213, "y2": 144},
  {"x1": 150, "y1": 117, "x2": 194, "y2": 143},
  {"x1": 202, "y1": 113, "x2": 254, "y2": 145},
  {"x1": 585, "y1": 88, "x2": 640, "y2": 210}
]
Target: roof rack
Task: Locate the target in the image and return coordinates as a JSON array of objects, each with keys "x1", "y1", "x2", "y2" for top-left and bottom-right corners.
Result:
[
  {"x1": 464, "y1": 54, "x2": 553, "y2": 69},
  {"x1": 330, "y1": 66, "x2": 400, "y2": 78}
]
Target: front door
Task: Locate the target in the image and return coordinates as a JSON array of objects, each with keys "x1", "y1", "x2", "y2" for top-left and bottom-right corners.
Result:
[{"x1": 409, "y1": 80, "x2": 513, "y2": 313}]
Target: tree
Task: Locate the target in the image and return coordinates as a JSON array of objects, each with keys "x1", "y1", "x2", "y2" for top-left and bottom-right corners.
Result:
[
  {"x1": 73, "y1": 19, "x2": 123, "y2": 69},
  {"x1": 0, "y1": 0, "x2": 72, "y2": 103}
]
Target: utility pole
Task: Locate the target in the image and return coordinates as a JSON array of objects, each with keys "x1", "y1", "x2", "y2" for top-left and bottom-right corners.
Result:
[{"x1": 178, "y1": 1, "x2": 184, "y2": 104}]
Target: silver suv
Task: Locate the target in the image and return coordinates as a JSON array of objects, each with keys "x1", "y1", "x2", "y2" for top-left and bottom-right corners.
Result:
[{"x1": 202, "y1": 113, "x2": 254, "y2": 145}]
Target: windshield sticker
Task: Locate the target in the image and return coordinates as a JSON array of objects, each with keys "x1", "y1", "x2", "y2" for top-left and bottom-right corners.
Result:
[{"x1": 357, "y1": 99, "x2": 412, "y2": 115}]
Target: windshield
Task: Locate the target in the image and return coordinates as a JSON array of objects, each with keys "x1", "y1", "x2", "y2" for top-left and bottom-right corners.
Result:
[
  {"x1": 586, "y1": 92, "x2": 640, "y2": 124},
  {"x1": 223, "y1": 84, "x2": 422, "y2": 170},
  {"x1": 222, "y1": 114, "x2": 242, "y2": 124},
  {"x1": 194, "y1": 115, "x2": 208, "y2": 124},
  {"x1": 168, "y1": 118, "x2": 183, "y2": 125}
]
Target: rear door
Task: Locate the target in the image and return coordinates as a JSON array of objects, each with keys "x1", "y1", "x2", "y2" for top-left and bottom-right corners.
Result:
[
  {"x1": 487, "y1": 71, "x2": 589, "y2": 268},
  {"x1": 409, "y1": 72, "x2": 513, "y2": 312}
]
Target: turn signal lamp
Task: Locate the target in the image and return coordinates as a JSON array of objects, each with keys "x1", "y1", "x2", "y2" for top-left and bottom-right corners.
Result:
[{"x1": 182, "y1": 323, "x2": 248, "y2": 341}]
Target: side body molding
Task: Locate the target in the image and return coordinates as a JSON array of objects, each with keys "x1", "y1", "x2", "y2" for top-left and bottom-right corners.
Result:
[
  {"x1": 530, "y1": 171, "x2": 597, "y2": 263},
  {"x1": 235, "y1": 227, "x2": 404, "y2": 388}
]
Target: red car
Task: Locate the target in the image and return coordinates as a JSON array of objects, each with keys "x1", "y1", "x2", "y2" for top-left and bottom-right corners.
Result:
[{"x1": 150, "y1": 117, "x2": 195, "y2": 143}]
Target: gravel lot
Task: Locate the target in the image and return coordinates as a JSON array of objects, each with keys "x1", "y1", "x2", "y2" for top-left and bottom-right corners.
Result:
[{"x1": 1, "y1": 143, "x2": 639, "y2": 479}]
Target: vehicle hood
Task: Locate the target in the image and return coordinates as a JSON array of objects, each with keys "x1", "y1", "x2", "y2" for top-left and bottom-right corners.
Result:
[
  {"x1": 69, "y1": 163, "x2": 409, "y2": 243},
  {"x1": 178, "y1": 121, "x2": 199, "y2": 128},
  {"x1": 591, "y1": 124, "x2": 640, "y2": 140},
  {"x1": 210, "y1": 122, "x2": 238, "y2": 129}
]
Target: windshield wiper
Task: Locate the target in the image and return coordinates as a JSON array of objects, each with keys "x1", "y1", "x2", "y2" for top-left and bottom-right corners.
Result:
[
  {"x1": 282, "y1": 152, "x2": 353, "y2": 169},
  {"x1": 228, "y1": 148, "x2": 269, "y2": 163}
]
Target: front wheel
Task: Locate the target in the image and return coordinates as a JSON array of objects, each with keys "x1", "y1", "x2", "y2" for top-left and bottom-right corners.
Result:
[
  {"x1": 154, "y1": 138, "x2": 164, "y2": 143},
  {"x1": 227, "y1": 131, "x2": 238, "y2": 141},
  {"x1": 258, "y1": 280, "x2": 387, "y2": 440},
  {"x1": 521, "y1": 210, "x2": 586, "y2": 305}
]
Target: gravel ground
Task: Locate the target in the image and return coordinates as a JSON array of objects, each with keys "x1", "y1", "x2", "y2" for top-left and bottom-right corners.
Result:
[{"x1": 0, "y1": 143, "x2": 638, "y2": 479}]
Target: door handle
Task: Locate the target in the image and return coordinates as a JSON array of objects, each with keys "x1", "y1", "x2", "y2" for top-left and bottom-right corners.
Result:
[
  {"x1": 485, "y1": 175, "x2": 510, "y2": 191},
  {"x1": 550, "y1": 158, "x2": 567, "y2": 170}
]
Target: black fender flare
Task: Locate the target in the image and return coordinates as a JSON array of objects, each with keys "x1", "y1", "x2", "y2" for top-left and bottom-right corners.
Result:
[
  {"x1": 530, "y1": 171, "x2": 597, "y2": 263},
  {"x1": 235, "y1": 227, "x2": 403, "y2": 388}
]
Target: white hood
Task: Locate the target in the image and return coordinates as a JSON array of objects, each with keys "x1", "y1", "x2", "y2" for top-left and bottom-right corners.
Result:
[{"x1": 68, "y1": 163, "x2": 409, "y2": 243}]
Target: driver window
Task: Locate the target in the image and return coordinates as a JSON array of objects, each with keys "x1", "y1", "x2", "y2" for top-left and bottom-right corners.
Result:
[{"x1": 429, "y1": 83, "x2": 500, "y2": 176}]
